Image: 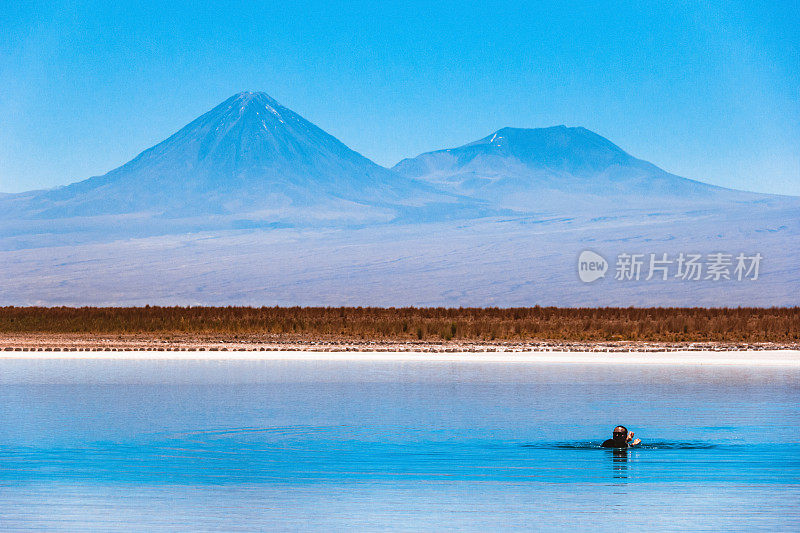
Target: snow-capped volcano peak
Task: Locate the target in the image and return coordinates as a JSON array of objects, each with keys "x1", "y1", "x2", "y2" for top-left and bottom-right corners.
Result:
[
  {"x1": 212, "y1": 91, "x2": 290, "y2": 125},
  {"x1": 460, "y1": 126, "x2": 633, "y2": 173}
]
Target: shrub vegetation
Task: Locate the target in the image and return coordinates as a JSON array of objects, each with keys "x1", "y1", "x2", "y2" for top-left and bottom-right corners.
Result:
[{"x1": 0, "y1": 306, "x2": 797, "y2": 342}]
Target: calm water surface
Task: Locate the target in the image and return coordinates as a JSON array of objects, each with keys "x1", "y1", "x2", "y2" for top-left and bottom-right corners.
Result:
[{"x1": 0, "y1": 357, "x2": 798, "y2": 531}]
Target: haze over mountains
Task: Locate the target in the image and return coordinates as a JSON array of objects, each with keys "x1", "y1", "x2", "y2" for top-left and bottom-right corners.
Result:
[{"x1": 1, "y1": 92, "x2": 797, "y2": 306}]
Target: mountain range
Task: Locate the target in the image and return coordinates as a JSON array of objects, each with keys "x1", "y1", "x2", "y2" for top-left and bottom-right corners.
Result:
[
  {"x1": 2, "y1": 92, "x2": 777, "y2": 234},
  {"x1": 1, "y1": 92, "x2": 796, "y2": 306}
]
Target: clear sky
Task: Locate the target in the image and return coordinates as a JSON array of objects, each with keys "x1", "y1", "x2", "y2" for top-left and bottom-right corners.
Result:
[{"x1": 1, "y1": 0, "x2": 798, "y2": 195}]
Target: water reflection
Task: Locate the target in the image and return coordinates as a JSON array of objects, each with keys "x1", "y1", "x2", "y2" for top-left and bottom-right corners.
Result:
[{"x1": 610, "y1": 448, "x2": 629, "y2": 479}]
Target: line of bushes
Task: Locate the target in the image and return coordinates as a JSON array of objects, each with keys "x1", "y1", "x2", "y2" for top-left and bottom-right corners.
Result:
[{"x1": 0, "y1": 306, "x2": 797, "y2": 342}]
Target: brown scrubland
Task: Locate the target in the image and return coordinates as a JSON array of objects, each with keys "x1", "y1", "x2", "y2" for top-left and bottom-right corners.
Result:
[{"x1": 0, "y1": 307, "x2": 797, "y2": 351}]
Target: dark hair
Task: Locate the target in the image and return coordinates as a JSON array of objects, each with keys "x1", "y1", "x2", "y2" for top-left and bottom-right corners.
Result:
[{"x1": 613, "y1": 425, "x2": 628, "y2": 435}]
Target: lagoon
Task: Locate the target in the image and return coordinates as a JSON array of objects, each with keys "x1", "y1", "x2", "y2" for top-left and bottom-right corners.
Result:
[{"x1": 0, "y1": 352, "x2": 798, "y2": 530}]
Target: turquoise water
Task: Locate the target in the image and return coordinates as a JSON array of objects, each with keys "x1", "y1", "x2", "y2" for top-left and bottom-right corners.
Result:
[{"x1": 0, "y1": 358, "x2": 798, "y2": 531}]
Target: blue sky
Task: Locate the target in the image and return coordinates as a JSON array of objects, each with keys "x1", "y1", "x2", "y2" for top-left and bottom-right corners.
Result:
[{"x1": 1, "y1": 0, "x2": 798, "y2": 195}]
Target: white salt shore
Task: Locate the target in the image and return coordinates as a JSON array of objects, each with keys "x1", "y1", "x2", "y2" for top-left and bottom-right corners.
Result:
[{"x1": 0, "y1": 350, "x2": 798, "y2": 366}]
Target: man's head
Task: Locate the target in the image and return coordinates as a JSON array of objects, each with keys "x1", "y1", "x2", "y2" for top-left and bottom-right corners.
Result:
[{"x1": 612, "y1": 426, "x2": 628, "y2": 440}]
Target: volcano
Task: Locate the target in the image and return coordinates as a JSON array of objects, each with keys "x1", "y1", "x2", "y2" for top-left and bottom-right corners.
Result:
[
  {"x1": 393, "y1": 126, "x2": 766, "y2": 211},
  {"x1": 3, "y1": 92, "x2": 458, "y2": 226}
]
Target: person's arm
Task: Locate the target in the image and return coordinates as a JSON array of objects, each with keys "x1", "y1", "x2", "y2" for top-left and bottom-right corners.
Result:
[{"x1": 626, "y1": 431, "x2": 641, "y2": 446}]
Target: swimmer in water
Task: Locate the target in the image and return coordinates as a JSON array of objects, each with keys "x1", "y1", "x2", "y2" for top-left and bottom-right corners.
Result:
[{"x1": 601, "y1": 426, "x2": 641, "y2": 448}]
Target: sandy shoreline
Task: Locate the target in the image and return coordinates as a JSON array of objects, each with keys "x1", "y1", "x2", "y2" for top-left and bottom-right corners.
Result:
[{"x1": 0, "y1": 349, "x2": 798, "y2": 366}]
